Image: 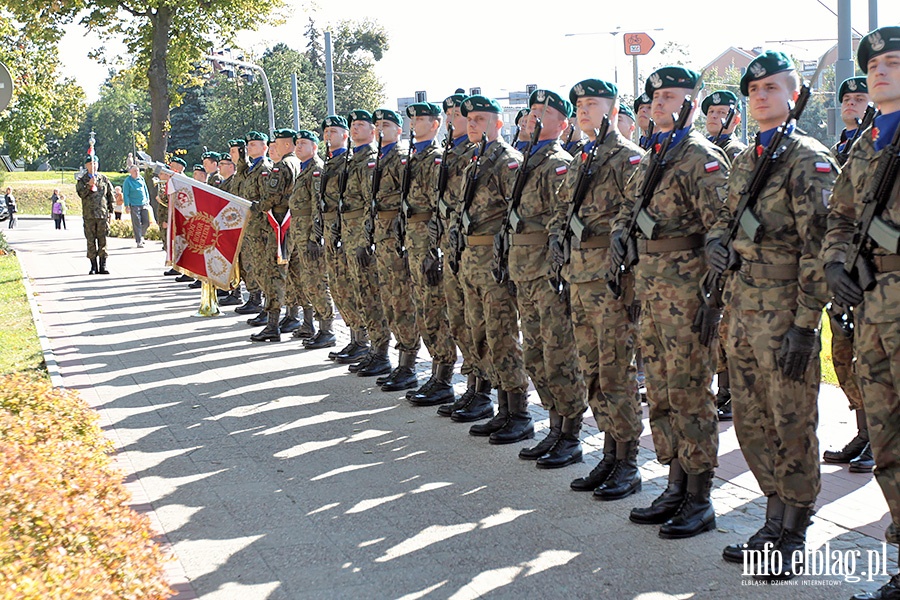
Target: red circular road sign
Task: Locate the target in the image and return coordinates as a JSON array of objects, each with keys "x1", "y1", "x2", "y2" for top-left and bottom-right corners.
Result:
[{"x1": 624, "y1": 33, "x2": 656, "y2": 56}]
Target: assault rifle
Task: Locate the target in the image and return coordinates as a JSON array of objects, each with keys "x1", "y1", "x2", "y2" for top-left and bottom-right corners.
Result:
[
  {"x1": 363, "y1": 131, "x2": 384, "y2": 258},
  {"x1": 449, "y1": 133, "x2": 488, "y2": 274},
  {"x1": 550, "y1": 115, "x2": 610, "y2": 294},
  {"x1": 712, "y1": 104, "x2": 736, "y2": 148},
  {"x1": 835, "y1": 103, "x2": 876, "y2": 167},
  {"x1": 395, "y1": 130, "x2": 416, "y2": 257},
  {"x1": 332, "y1": 137, "x2": 352, "y2": 250},
  {"x1": 311, "y1": 140, "x2": 331, "y2": 244},
  {"x1": 429, "y1": 123, "x2": 455, "y2": 254}
]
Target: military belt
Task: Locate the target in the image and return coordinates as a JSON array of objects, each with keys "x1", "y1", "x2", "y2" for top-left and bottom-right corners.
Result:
[
  {"x1": 407, "y1": 212, "x2": 432, "y2": 223},
  {"x1": 377, "y1": 210, "x2": 398, "y2": 220},
  {"x1": 510, "y1": 232, "x2": 548, "y2": 246},
  {"x1": 293, "y1": 209, "x2": 313, "y2": 217},
  {"x1": 467, "y1": 235, "x2": 494, "y2": 246},
  {"x1": 573, "y1": 234, "x2": 610, "y2": 250},
  {"x1": 636, "y1": 233, "x2": 704, "y2": 253},
  {"x1": 322, "y1": 212, "x2": 339, "y2": 222},
  {"x1": 342, "y1": 208, "x2": 365, "y2": 219},
  {"x1": 739, "y1": 261, "x2": 798, "y2": 280},
  {"x1": 874, "y1": 254, "x2": 900, "y2": 273}
]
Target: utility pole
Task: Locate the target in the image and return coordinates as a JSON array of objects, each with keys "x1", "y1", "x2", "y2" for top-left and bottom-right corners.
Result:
[
  {"x1": 325, "y1": 31, "x2": 336, "y2": 116},
  {"x1": 869, "y1": 0, "x2": 878, "y2": 31},
  {"x1": 291, "y1": 74, "x2": 300, "y2": 131},
  {"x1": 835, "y1": 0, "x2": 854, "y2": 99},
  {"x1": 207, "y1": 54, "x2": 275, "y2": 140}
]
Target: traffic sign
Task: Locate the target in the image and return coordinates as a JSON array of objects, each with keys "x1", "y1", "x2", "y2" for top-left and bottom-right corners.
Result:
[
  {"x1": 624, "y1": 33, "x2": 655, "y2": 56},
  {"x1": 0, "y1": 63, "x2": 12, "y2": 112}
]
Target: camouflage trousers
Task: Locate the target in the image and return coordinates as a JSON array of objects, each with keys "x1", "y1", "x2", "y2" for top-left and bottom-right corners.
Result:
[
  {"x1": 515, "y1": 277, "x2": 586, "y2": 419},
  {"x1": 343, "y1": 215, "x2": 390, "y2": 349},
  {"x1": 240, "y1": 213, "x2": 267, "y2": 295},
  {"x1": 856, "y1": 291, "x2": 900, "y2": 534},
  {"x1": 375, "y1": 217, "x2": 420, "y2": 354},
  {"x1": 323, "y1": 213, "x2": 363, "y2": 331},
  {"x1": 286, "y1": 232, "x2": 334, "y2": 319},
  {"x1": 571, "y1": 278, "x2": 642, "y2": 441},
  {"x1": 408, "y1": 245, "x2": 456, "y2": 365},
  {"x1": 717, "y1": 306, "x2": 731, "y2": 374},
  {"x1": 83, "y1": 218, "x2": 108, "y2": 259},
  {"x1": 832, "y1": 328, "x2": 864, "y2": 411},
  {"x1": 441, "y1": 238, "x2": 483, "y2": 379},
  {"x1": 460, "y1": 249, "x2": 527, "y2": 393},
  {"x1": 728, "y1": 308, "x2": 821, "y2": 508},
  {"x1": 261, "y1": 226, "x2": 288, "y2": 312},
  {"x1": 640, "y1": 293, "x2": 718, "y2": 474}
]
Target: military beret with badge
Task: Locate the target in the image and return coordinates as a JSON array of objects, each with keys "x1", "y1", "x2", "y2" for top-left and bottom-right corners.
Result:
[
  {"x1": 245, "y1": 130, "x2": 269, "y2": 143},
  {"x1": 348, "y1": 109, "x2": 373, "y2": 124},
  {"x1": 740, "y1": 50, "x2": 794, "y2": 96},
  {"x1": 701, "y1": 90, "x2": 740, "y2": 115},
  {"x1": 618, "y1": 102, "x2": 635, "y2": 121},
  {"x1": 645, "y1": 66, "x2": 703, "y2": 96},
  {"x1": 169, "y1": 157, "x2": 187, "y2": 168},
  {"x1": 201, "y1": 151, "x2": 221, "y2": 161},
  {"x1": 460, "y1": 95, "x2": 502, "y2": 116},
  {"x1": 529, "y1": 89, "x2": 573, "y2": 118},
  {"x1": 407, "y1": 102, "x2": 442, "y2": 118},
  {"x1": 373, "y1": 108, "x2": 403, "y2": 126},
  {"x1": 297, "y1": 129, "x2": 319, "y2": 144},
  {"x1": 858, "y1": 26, "x2": 900, "y2": 73},
  {"x1": 514, "y1": 108, "x2": 529, "y2": 126},
  {"x1": 273, "y1": 128, "x2": 297, "y2": 141},
  {"x1": 321, "y1": 115, "x2": 349, "y2": 130},
  {"x1": 569, "y1": 78, "x2": 618, "y2": 105},
  {"x1": 228, "y1": 138, "x2": 246, "y2": 148},
  {"x1": 193, "y1": 164, "x2": 205, "y2": 173},
  {"x1": 837, "y1": 76, "x2": 869, "y2": 102},
  {"x1": 443, "y1": 89, "x2": 467, "y2": 112},
  {"x1": 633, "y1": 93, "x2": 652, "y2": 112}
]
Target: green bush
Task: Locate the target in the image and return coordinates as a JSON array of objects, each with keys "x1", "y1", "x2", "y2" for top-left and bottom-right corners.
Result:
[{"x1": 107, "y1": 219, "x2": 161, "y2": 241}]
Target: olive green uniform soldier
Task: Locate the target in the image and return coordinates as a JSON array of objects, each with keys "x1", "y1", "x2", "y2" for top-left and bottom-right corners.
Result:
[
  {"x1": 616, "y1": 102, "x2": 637, "y2": 140},
  {"x1": 75, "y1": 155, "x2": 115, "y2": 275},
  {"x1": 235, "y1": 131, "x2": 273, "y2": 318},
  {"x1": 549, "y1": 78, "x2": 645, "y2": 497},
  {"x1": 611, "y1": 66, "x2": 729, "y2": 539},
  {"x1": 707, "y1": 52, "x2": 836, "y2": 578},
  {"x1": 823, "y1": 27, "x2": 900, "y2": 600},
  {"x1": 456, "y1": 95, "x2": 533, "y2": 445},
  {"x1": 202, "y1": 151, "x2": 225, "y2": 187},
  {"x1": 367, "y1": 108, "x2": 421, "y2": 390},
  {"x1": 504, "y1": 89, "x2": 587, "y2": 469},
  {"x1": 634, "y1": 93, "x2": 654, "y2": 150},
  {"x1": 823, "y1": 75, "x2": 874, "y2": 473}
]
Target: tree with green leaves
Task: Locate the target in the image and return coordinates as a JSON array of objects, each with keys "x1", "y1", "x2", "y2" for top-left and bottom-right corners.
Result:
[{"x1": 1, "y1": 0, "x2": 286, "y2": 162}]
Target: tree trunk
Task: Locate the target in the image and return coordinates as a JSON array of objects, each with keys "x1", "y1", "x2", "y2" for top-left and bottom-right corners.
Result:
[{"x1": 147, "y1": 7, "x2": 171, "y2": 162}]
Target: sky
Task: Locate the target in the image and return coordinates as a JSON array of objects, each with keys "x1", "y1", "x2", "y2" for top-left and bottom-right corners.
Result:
[{"x1": 59, "y1": 0, "x2": 900, "y2": 107}]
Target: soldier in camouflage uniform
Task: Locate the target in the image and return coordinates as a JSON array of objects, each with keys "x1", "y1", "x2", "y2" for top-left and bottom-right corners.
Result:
[
  {"x1": 455, "y1": 95, "x2": 533, "y2": 445},
  {"x1": 634, "y1": 93, "x2": 654, "y2": 150},
  {"x1": 235, "y1": 131, "x2": 273, "y2": 319},
  {"x1": 216, "y1": 140, "x2": 248, "y2": 305},
  {"x1": 823, "y1": 28, "x2": 900, "y2": 600},
  {"x1": 548, "y1": 79, "x2": 645, "y2": 496},
  {"x1": 367, "y1": 108, "x2": 421, "y2": 390},
  {"x1": 286, "y1": 130, "x2": 336, "y2": 349},
  {"x1": 317, "y1": 116, "x2": 370, "y2": 364},
  {"x1": 75, "y1": 155, "x2": 115, "y2": 275},
  {"x1": 611, "y1": 66, "x2": 729, "y2": 539},
  {"x1": 616, "y1": 102, "x2": 636, "y2": 140},
  {"x1": 502, "y1": 89, "x2": 586, "y2": 469},
  {"x1": 160, "y1": 157, "x2": 186, "y2": 277},
  {"x1": 429, "y1": 92, "x2": 493, "y2": 420},
  {"x1": 708, "y1": 52, "x2": 835, "y2": 578},
  {"x1": 202, "y1": 151, "x2": 225, "y2": 187},
  {"x1": 823, "y1": 75, "x2": 874, "y2": 473}
]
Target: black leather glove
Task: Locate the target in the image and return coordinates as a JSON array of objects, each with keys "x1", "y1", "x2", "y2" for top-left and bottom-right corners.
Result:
[
  {"x1": 778, "y1": 325, "x2": 819, "y2": 382},
  {"x1": 329, "y1": 219, "x2": 341, "y2": 241},
  {"x1": 691, "y1": 302, "x2": 723, "y2": 347},
  {"x1": 423, "y1": 251, "x2": 443, "y2": 286},
  {"x1": 610, "y1": 230, "x2": 636, "y2": 269},
  {"x1": 306, "y1": 240, "x2": 323, "y2": 261},
  {"x1": 355, "y1": 246, "x2": 374, "y2": 269},
  {"x1": 626, "y1": 302, "x2": 641, "y2": 325},
  {"x1": 549, "y1": 234, "x2": 566, "y2": 267},
  {"x1": 706, "y1": 237, "x2": 738, "y2": 275},
  {"x1": 825, "y1": 261, "x2": 864, "y2": 307},
  {"x1": 427, "y1": 215, "x2": 444, "y2": 245},
  {"x1": 507, "y1": 280, "x2": 517, "y2": 297}
]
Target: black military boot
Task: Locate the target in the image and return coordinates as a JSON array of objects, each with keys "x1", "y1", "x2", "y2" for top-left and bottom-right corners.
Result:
[
  {"x1": 280, "y1": 306, "x2": 302, "y2": 333},
  {"x1": 593, "y1": 440, "x2": 642, "y2": 500},
  {"x1": 175, "y1": 273, "x2": 193, "y2": 282},
  {"x1": 409, "y1": 363, "x2": 455, "y2": 406},
  {"x1": 336, "y1": 331, "x2": 370, "y2": 364},
  {"x1": 220, "y1": 289, "x2": 243, "y2": 306},
  {"x1": 247, "y1": 310, "x2": 269, "y2": 327},
  {"x1": 469, "y1": 389, "x2": 507, "y2": 435},
  {"x1": 823, "y1": 408, "x2": 869, "y2": 463},
  {"x1": 630, "y1": 459, "x2": 687, "y2": 524},
  {"x1": 571, "y1": 434, "x2": 617, "y2": 491},
  {"x1": 235, "y1": 291, "x2": 263, "y2": 315},
  {"x1": 408, "y1": 362, "x2": 438, "y2": 400},
  {"x1": 716, "y1": 370, "x2": 732, "y2": 421},
  {"x1": 381, "y1": 351, "x2": 418, "y2": 391},
  {"x1": 658, "y1": 470, "x2": 716, "y2": 539},
  {"x1": 348, "y1": 351, "x2": 373, "y2": 371},
  {"x1": 89, "y1": 258, "x2": 98, "y2": 274},
  {"x1": 303, "y1": 319, "x2": 336, "y2": 349},
  {"x1": 292, "y1": 307, "x2": 316, "y2": 340},
  {"x1": 250, "y1": 311, "x2": 281, "y2": 342},
  {"x1": 537, "y1": 412, "x2": 582, "y2": 468},
  {"x1": 852, "y1": 572, "x2": 900, "y2": 599},
  {"x1": 755, "y1": 505, "x2": 815, "y2": 580},
  {"x1": 850, "y1": 443, "x2": 875, "y2": 473},
  {"x1": 439, "y1": 374, "x2": 474, "y2": 416},
  {"x1": 489, "y1": 391, "x2": 534, "y2": 445},
  {"x1": 519, "y1": 409, "x2": 562, "y2": 460},
  {"x1": 98, "y1": 257, "x2": 110, "y2": 275},
  {"x1": 330, "y1": 329, "x2": 362, "y2": 360},
  {"x1": 188, "y1": 280, "x2": 202, "y2": 289},
  {"x1": 357, "y1": 343, "x2": 391, "y2": 377},
  {"x1": 722, "y1": 494, "x2": 785, "y2": 563},
  {"x1": 451, "y1": 378, "x2": 494, "y2": 422}
]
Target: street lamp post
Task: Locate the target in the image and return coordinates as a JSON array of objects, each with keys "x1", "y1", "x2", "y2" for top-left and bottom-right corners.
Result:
[{"x1": 207, "y1": 53, "x2": 275, "y2": 140}]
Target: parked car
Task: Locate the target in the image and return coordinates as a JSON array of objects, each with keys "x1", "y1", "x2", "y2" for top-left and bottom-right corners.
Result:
[{"x1": 0, "y1": 203, "x2": 8, "y2": 222}]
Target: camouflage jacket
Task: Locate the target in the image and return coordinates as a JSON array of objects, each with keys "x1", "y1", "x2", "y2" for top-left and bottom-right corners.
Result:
[
  {"x1": 712, "y1": 134, "x2": 747, "y2": 162},
  {"x1": 509, "y1": 139, "x2": 572, "y2": 282},
  {"x1": 206, "y1": 171, "x2": 224, "y2": 187},
  {"x1": 710, "y1": 133, "x2": 836, "y2": 330},
  {"x1": 405, "y1": 139, "x2": 441, "y2": 251},
  {"x1": 288, "y1": 154, "x2": 325, "y2": 244},
  {"x1": 343, "y1": 142, "x2": 379, "y2": 245},
  {"x1": 829, "y1": 129, "x2": 861, "y2": 167},
  {"x1": 823, "y1": 127, "x2": 900, "y2": 324},
  {"x1": 372, "y1": 141, "x2": 409, "y2": 244},
  {"x1": 612, "y1": 128, "x2": 730, "y2": 291},
  {"x1": 259, "y1": 154, "x2": 302, "y2": 216},
  {"x1": 549, "y1": 132, "x2": 644, "y2": 283},
  {"x1": 218, "y1": 175, "x2": 234, "y2": 194},
  {"x1": 75, "y1": 172, "x2": 114, "y2": 219},
  {"x1": 238, "y1": 156, "x2": 274, "y2": 205},
  {"x1": 442, "y1": 137, "x2": 478, "y2": 223}
]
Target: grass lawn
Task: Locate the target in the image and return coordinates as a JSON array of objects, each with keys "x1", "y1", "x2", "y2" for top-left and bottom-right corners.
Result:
[
  {"x1": 0, "y1": 243, "x2": 46, "y2": 379},
  {"x1": 4, "y1": 171, "x2": 128, "y2": 217}
]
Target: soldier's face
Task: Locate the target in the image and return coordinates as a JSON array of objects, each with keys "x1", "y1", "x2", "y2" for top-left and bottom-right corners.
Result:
[
  {"x1": 747, "y1": 72, "x2": 796, "y2": 130},
  {"x1": 466, "y1": 112, "x2": 501, "y2": 143},
  {"x1": 637, "y1": 104, "x2": 652, "y2": 130},
  {"x1": 651, "y1": 89, "x2": 691, "y2": 131},
  {"x1": 247, "y1": 140, "x2": 267, "y2": 159},
  {"x1": 229, "y1": 147, "x2": 241, "y2": 163},
  {"x1": 350, "y1": 120, "x2": 375, "y2": 145},
  {"x1": 203, "y1": 158, "x2": 218, "y2": 173},
  {"x1": 219, "y1": 161, "x2": 235, "y2": 178},
  {"x1": 86, "y1": 161, "x2": 97, "y2": 174},
  {"x1": 528, "y1": 104, "x2": 568, "y2": 141},
  {"x1": 840, "y1": 93, "x2": 869, "y2": 126},
  {"x1": 705, "y1": 105, "x2": 737, "y2": 135},
  {"x1": 617, "y1": 113, "x2": 635, "y2": 138},
  {"x1": 410, "y1": 115, "x2": 438, "y2": 141},
  {"x1": 274, "y1": 138, "x2": 295, "y2": 159},
  {"x1": 295, "y1": 139, "x2": 317, "y2": 162},
  {"x1": 376, "y1": 121, "x2": 401, "y2": 144},
  {"x1": 868, "y1": 52, "x2": 900, "y2": 112},
  {"x1": 575, "y1": 96, "x2": 614, "y2": 135},
  {"x1": 448, "y1": 107, "x2": 467, "y2": 137},
  {"x1": 193, "y1": 170, "x2": 206, "y2": 182},
  {"x1": 323, "y1": 127, "x2": 348, "y2": 151}
]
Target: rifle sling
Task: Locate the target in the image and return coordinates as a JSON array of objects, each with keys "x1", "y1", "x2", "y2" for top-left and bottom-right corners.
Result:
[
  {"x1": 636, "y1": 233, "x2": 703, "y2": 253},
  {"x1": 342, "y1": 208, "x2": 366, "y2": 219}
]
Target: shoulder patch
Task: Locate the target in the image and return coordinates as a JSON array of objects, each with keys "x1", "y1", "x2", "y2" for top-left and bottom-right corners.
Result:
[
  {"x1": 367, "y1": 161, "x2": 376, "y2": 169},
  {"x1": 555, "y1": 165, "x2": 568, "y2": 176},
  {"x1": 401, "y1": 158, "x2": 407, "y2": 165},
  {"x1": 629, "y1": 155, "x2": 642, "y2": 165},
  {"x1": 815, "y1": 161, "x2": 832, "y2": 173},
  {"x1": 313, "y1": 170, "x2": 320, "y2": 177},
  {"x1": 704, "y1": 161, "x2": 720, "y2": 173},
  {"x1": 434, "y1": 157, "x2": 442, "y2": 165},
  {"x1": 508, "y1": 161, "x2": 519, "y2": 170}
]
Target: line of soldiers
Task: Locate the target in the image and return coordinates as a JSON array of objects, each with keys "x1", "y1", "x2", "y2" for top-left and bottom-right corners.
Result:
[{"x1": 151, "y1": 25, "x2": 900, "y2": 596}]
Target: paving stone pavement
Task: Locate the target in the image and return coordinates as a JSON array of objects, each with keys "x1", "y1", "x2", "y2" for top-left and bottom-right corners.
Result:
[{"x1": 6, "y1": 216, "x2": 897, "y2": 600}]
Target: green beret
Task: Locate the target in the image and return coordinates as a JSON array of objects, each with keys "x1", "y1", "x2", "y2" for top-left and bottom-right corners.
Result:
[
  {"x1": 569, "y1": 78, "x2": 618, "y2": 106},
  {"x1": 460, "y1": 95, "x2": 502, "y2": 116},
  {"x1": 646, "y1": 66, "x2": 702, "y2": 97},
  {"x1": 443, "y1": 90, "x2": 467, "y2": 112},
  {"x1": 297, "y1": 130, "x2": 319, "y2": 144},
  {"x1": 373, "y1": 108, "x2": 402, "y2": 126},
  {"x1": 83, "y1": 155, "x2": 97, "y2": 164},
  {"x1": 348, "y1": 110, "x2": 373, "y2": 124},
  {"x1": 274, "y1": 128, "x2": 297, "y2": 141},
  {"x1": 321, "y1": 115, "x2": 349, "y2": 130},
  {"x1": 514, "y1": 109, "x2": 529, "y2": 126},
  {"x1": 618, "y1": 102, "x2": 635, "y2": 121},
  {"x1": 633, "y1": 93, "x2": 652, "y2": 111},
  {"x1": 219, "y1": 154, "x2": 234, "y2": 164},
  {"x1": 193, "y1": 164, "x2": 205, "y2": 172},
  {"x1": 228, "y1": 138, "x2": 246, "y2": 148},
  {"x1": 701, "y1": 90, "x2": 740, "y2": 115},
  {"x1": 407, "y1": 102, "x2": 442, "y2": 118},
  {"x1": 245, "y1": 130, "x2": 269, "y2": 143},
  {"x1": 201, "y1": 151, "x2": 221, "y2": 161},
  {"x1": 170, "y1": 157, "x2": 187, "y2": 168},
  {"x1": 858, "y1": 27, "x2": 900, "y2": 73},
  {"x1": 529, "y1": 89, "x2": 573, "y2": 118},
  {"x1": 740, "y1": 50, "x2": 794, "y2": 96},
  {"x1": 838, "y1": 76, "x2": 869, "y2": 102}
]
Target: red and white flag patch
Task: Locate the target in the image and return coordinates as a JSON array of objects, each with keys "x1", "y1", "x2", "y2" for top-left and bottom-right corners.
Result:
[
  {"x1": 704, "y1": 161, "x2": 720, "y2": 173},
  {"x1": 367, "y1": 161, "x2": 376, "y2": 169},
  {"x1": 555, "y1": 165, "x2": 568, "y2": 176},
  {"x1": 434, "y1": 158, "x2": 442, "y2": 165},
  {"x1": 815, "y1": 162, "x2": 832, "y2": 173},
  {"x1": 313, "y1": 170, "x2": 321, "y2": 177},
  {"x1": 508, "y1": 161, "x2": 519, "y2": 170},
  {"x1": 401, "y1": 158, "x2": 407, "y2": 165},
  {"x1": 629, "y1": 155, "x2": 642, "y2": 165}
]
